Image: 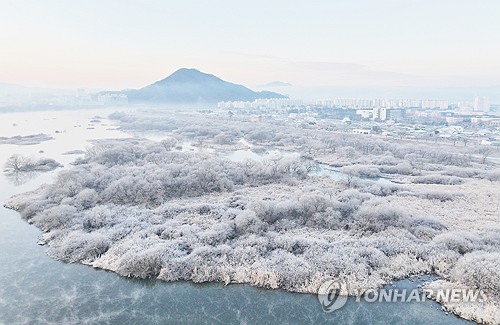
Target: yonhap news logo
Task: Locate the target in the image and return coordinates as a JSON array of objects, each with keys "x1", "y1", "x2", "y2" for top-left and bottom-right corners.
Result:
[
  {"x1": 317, "y1": 279, "x2": 349, "y2": 312},
  {"x1": 317, "y1": 279, "x2": 487, "y2": 312}
]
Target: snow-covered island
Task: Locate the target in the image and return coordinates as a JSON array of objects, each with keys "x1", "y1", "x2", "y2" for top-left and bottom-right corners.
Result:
[
  {"x1": 5, "y1": 112, "x2": 500, "y2": 324},
  {"x1": 0, "y1": 133, "x2": 54, "y2": 145},
  {"x1": 3, "y1": 154, "x2": 62, "y2": 174}
]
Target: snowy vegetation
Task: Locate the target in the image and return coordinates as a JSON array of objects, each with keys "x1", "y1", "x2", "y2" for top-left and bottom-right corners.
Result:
[
  {"x1": 4, "y1": 154, "x2": 62, "y2": 173},
  {"x1": 3, "y1": 154, "x2": 63, "y2": 186},
  {"x1": 5, "y1": 111, "x2": 500, "y2": 324},
  {"x1": 0, "y1": 133, "x2": 54, "y2": 145}
]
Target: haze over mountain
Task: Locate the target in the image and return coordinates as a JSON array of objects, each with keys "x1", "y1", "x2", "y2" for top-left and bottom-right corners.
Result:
[
  {"x1": 257, "y1": 81, "x2": 292, "y2": 88},
  {"x1": 125, "y1": 68, "x2": 286, "y2": 104}
]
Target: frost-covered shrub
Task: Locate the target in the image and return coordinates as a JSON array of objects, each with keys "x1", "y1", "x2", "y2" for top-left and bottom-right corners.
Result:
[
  {"x1": 355, "y1": 246, "x2": 389, "y2": 269},
  {"x1": 52, "y1": 231, "x2": 110, "y2": 263},
  {"x1": 432, "y1": 231, "x2": 480, "y2": 255},
  {"x1": 200, "y1": 222, "x2": 237, "y2": 246},
  {"x1": 32, "y1": 205, "x2": 79, "y2": 231},
  {"x1": 479, "y1": 229, "x2": 500, "y2": 249},
  {"x1": 337, "y1": 189, "x2": 373, "y2": 203},
  {"x1": 368, "y1": 228, "x2": 419, "y2": 257},
  {"x1": 335, "y1": 189, "x2": 371, "y2": 218},
  {"x1": 159, "y1": 256, "x2": 194, "y2": 282},
  {"x1": 250, "y1": 199, "x2": 293, "y2": 224},
  {"x1": 304, "y1": 208, "x2": 343, "y2": 229},
  {"x1": 442, "y1": 167, "x2": 480, "y2": 178},
  {"x1": 398, "y1": 190, "x2": 457, "y2": 202},
  {"x1": 353, "y1": 179, "x2": 401, "y2": 196},
  {"x1": 18, "y1": 197, "x2": 55, "y2": 220},
  {"x1": 408, "y1": 217, "x2": 447, "y2": 240},
  {"x1": 450, "y1": 251, "x2": 500, "y2": 292},
  {"x1": 160, "y1": 223, "x2": 201, "y2": 241},
  {"x1": 50, "y1": 169, "x2": 89, "y2": 199},
  {"x1": 480, "y1": 169, "x2": 500, "y2": 182},
  {"x1": 353, "y1": 200, "x2": 410, "y2": 233},
  {"x1": 371, "y1": 155, "x2": 401, "y2": 166},
  {"x1": 74, "y1": 188, "x2": 99, "y2": 210},
  {"x1": 157, "y1": 203, "x2": 186, "y2": 218},
  {"x1": 93, "y1": 144, "x2": 142, "y2": 166},
  {"x1": 413, "y1": 175, "x2": 464, "y2": 185},
  {"x1": 32, "y1": 158, "x2": 62, "y2": 171},
  {"x1": 426, "y1": 248, "x2": 461, "y2": 275},
  {"x1": 234, "y1": 210, "x2": 266, "y2": 234},
  {"x1": 263, "y1": 250, "x2": 313, "y2": 290},
  {"x1": 117, "y1": 247, "x2": 164, "y2": 278},
  {"x1": 336, "y1": 201, "x2": 359, "y2": 220},
  {"x1": 251, "y1": 192, "x2": 340, "y2": 226},
  {"x1": 189, "y1": 245, "x2": 234, "y2": 283},
  {"x1": 82, "y1": 205, "x2": 115, "y2": 230},
  {"x1": 341, "y1": 165, "x2": 381, "y2": 178},
  {"x1": 422, "y1": 190, "x2": 457, "y2": 201},
  {"x1": 379, "y1": 163, "x2": 413, "y2": 175}
]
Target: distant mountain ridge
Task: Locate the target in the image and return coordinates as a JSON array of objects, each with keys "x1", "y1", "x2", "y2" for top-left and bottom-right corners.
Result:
[
  {"x1": 258, "y1": 81, "x2": 292, "y2": 88},
  {"x1": 125, "y1": 68, "x2": 286, "y2": 104}
]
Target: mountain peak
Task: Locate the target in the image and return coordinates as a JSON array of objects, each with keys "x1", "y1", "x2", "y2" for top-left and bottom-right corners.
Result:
[
  {"x1": 126, "y1": 68, "x2": 286, "y2": 104},
  {"x1": 155, "y1": 68, "x2": 222, "y2": 85}
]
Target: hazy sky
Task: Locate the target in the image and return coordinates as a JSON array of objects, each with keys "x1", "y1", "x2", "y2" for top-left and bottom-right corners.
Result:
[{"x1": 1, "y1": 0, "x2": 499, "y2": 90}]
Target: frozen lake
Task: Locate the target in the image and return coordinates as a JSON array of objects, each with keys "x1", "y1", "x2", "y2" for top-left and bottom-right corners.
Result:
[{"x1": 0, "y1": 109, "x2": 473, "y2": 324}]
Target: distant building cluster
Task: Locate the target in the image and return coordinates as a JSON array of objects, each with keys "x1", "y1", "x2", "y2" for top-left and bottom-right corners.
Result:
[
  {"x1": 315, "y1": 97, "x2": 490, "y2": 112},
  {"x1": 219, "y1": 97, "x2": 484, "y2": 123},
  {"x1": 346, "y1": 107, "x2": 404, "y2": 122},
  {"x1": 217, "y1": 98, "x2": 303, "y2": 109},
  {"x1": 73, "y1": 89, "x2": 128, "y2": 106},
  {"x1": 97, "y1": 92, "x2": 128, "y2": 105},
  {"x1": 216, "y1": 95, "x2": 497, "y2": 127},
  {"x1": 473, "y1": 96, "x2": 490, "y2": 112},
  {"x1": 367, "y1": 107, "x2": 404, "y2": 121},
  {"x1": 76, "y1": 88, "x2": 93, "y2": 105}
]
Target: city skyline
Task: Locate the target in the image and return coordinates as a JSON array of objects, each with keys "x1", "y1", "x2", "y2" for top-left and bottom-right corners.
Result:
[{"x1": 1, "y1": 0, "x2": 499, "y2": 92}]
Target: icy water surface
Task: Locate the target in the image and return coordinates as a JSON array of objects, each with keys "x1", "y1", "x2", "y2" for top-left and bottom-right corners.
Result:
[{"x1": 0, "y1": 109, "x2": 473, "y2": 324}]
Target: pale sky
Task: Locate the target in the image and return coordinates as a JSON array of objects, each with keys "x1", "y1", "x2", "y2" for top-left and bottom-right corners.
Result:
[{"x1": 1, "y1": 0, "x2": 499, "y2": 90}]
